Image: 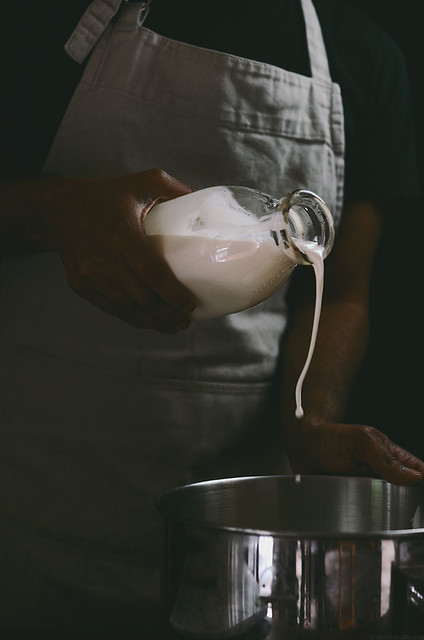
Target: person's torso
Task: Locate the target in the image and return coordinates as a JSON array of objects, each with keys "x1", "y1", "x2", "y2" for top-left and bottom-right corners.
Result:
[{"x1": 0, "y1": 1, "x2": 344, "y2": 630}]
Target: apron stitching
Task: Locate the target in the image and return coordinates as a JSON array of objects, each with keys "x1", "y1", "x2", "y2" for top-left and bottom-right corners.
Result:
[
  {"x1": 79, "y1": 99, "x2": 336, "y2": 144},
  {"x1": 133, "y1": 378, "x2": 274, "y2": 391},
  {"x1": 330, "y1": 88, "x2": 345, "y2": 153},
  {"x1": 96, "y1": 29, "x2": 336, "y2": 95},
  {"x1": 79, "y1": 79, "x2": 336, "y2": 135},
  {"x1": 300, "y1": 0, "x2": 332, "y2": 82},
  {"x1": 7, "y1": 343, "x2": 276, "y2": 388},
  {"x1": 90, "y1": 28, "x2": 114, "y2": 86},
  {"x1": 112, "y1": 26, "x2": 319, "y2": 81},
  {"x1": 65, "y1": 0, "x2": 122, "y2": 63}
]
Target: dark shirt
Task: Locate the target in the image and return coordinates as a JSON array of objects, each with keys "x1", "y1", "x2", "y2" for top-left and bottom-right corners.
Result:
[{"x1": 0, "y1": 0, "x2": 420, "y2": 201}]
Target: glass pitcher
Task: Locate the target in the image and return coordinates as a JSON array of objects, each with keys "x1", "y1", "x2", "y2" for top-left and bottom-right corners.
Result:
[{"x1": 144, "y1": 185, "x2": 335, "y2": 320}]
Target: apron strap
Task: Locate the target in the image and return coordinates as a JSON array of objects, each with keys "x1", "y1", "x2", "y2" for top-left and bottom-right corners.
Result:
[
  {"x1": 66, "y1": 0, "x2": 331, "y2": 82},
  {"x1": 65, "y1": 0, "x2": 150, "y2": 63},
  {"x1": 299, "y1": 0, "x2": 332, "y2": 83}
]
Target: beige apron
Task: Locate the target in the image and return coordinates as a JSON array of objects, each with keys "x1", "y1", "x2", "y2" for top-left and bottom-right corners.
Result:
[{"x1": 0, "y1": 0, "x2": 344, "y2": 633}]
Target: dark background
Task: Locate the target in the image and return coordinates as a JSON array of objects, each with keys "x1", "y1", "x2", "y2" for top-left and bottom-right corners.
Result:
[{"x1": 346, "y1": 1, "x2": 423, "y2": 458}]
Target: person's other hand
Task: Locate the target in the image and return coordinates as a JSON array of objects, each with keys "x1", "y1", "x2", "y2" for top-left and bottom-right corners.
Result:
[
  {"x1": 49, "y1": 168, "x2": 197, "y2": 332},
  {"x1": 286, "y1": 422, "x2": 424, "y2": 485}
]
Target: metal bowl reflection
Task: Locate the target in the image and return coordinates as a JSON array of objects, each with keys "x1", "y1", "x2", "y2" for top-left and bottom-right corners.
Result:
[{"x1": 157, "y1": 475, "x2": 424, "y2": 638}]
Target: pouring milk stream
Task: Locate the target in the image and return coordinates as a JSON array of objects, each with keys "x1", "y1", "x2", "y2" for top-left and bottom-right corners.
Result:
[{"x1": 144, "y1": 186, "x2": 334, "y2": 418}]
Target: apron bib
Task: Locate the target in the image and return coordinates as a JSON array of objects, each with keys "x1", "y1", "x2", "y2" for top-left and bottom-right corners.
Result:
[{"x1": 0, "y1": 0, "x2": 344, "y2": 632}]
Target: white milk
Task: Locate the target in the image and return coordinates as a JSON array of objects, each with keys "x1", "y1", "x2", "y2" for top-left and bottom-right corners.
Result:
[
  {"x1": 293, "y1": 242, "x2": 325, "y2": 419},
  {"x1": 147, "y1": 234, "x2": 295, "y2": 320},
  {"x1": 145, "y1": 186, "x2": 326, "y2": 419},
  {"x1": 146, "y1": 187, "x2": 262, "y2": 237},
  {"x1": 145, "y1": 186, "x2": 297, "y2": 320}
]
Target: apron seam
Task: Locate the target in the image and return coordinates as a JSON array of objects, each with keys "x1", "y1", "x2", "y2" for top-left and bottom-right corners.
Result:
[
  {"x1": 86, "y1": 75, "x2": 335, "y2": 97},
  {"x1": 79, "y1": 81, "x2": 337, "y2": 142},
  {"x1": 90, "y1": 25, "x2": 114, "y2": 86},
  {"x1": 7, "y1": 343, "x2": 276, "y2": 389},
  {"x1": 100, "y1": 27, "x2": 336, "y2": 90},
  {"x1": 138, "y1": 376, "x2": 275, "y2": 391},
  {"x1": 0, "y1": 527, "x2": 148, "y2": 564},
  {"x1": 115, "y1": 25, "x2": 308, "y2": 76}
]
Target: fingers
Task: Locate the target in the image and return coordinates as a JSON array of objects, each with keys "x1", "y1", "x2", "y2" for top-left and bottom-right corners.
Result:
[
  {"x1": 82, "y1": 288, "x2": 169, "y2": 331},
  {"x1": 132, "y1": 168, "x2": 193, "y2": 222},
  {"x1": 288, "y1": 421, "x2": 424, "y2": 487},
  {"x1": 57, "y1": 169, "x2": 198, "y2": 331},
  {"x1": 111, "y1": 169, "x2": 197, "y2": 319},
  {"x1": 386, "y1": 444, "x2": 424, "y2": 485},
  {"x1": 66, "y1": 249, "x2": 196, "y2": 332},
  {"x1": 127, "y1": 241, "x2": 196, "y2": 315},
  {"x1": 358, "y1": 426, "x2": 424, "y2": 486},
  {"x1": 115, "y1": 233, "x2": 197, "y2": 326},
  {"x1": 77, "y1": 283, "x2": 192, "y2": 332}
]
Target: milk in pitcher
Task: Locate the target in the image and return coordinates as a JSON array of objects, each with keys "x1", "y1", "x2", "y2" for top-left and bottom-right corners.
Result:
[{"x1": 145, "y1": 185, "x2": 333, "y2": 418}]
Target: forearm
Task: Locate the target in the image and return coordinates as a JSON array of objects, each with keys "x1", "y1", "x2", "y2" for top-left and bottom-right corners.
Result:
[
  {"x1": 280, "y1": 298, "x2": 369, "y2": 432},
  {"x1": 0, "y1": 169, "x2": 197, "y2": 331},
  {"x1": 279, "y1": 297, "x2": 424, "y2": 484},
  {"x1": 0, "y1": 175, "x2": 75, "y2": 256},
  {"x1": 280, "y1": 200, "x2": 383, "y2": 430},
  {"x1": 277, "y1": 201, "x2": 424, "y2": 484}
]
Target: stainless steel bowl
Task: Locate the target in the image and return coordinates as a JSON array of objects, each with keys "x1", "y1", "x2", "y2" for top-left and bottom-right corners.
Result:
[{"x1": 156, "y1": 475, "x2": 424, "y2": 638}]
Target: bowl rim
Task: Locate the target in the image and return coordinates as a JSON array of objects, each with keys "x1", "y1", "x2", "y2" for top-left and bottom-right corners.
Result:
[{"x1": 156, "y1": 474, "x2": 424, "y2": 539}]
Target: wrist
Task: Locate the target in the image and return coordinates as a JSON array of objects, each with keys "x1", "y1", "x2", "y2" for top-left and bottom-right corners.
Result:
[
  {"x1": 283, "y1": 399, "x2": 344, "y2": 433},
  {"x1": 0, "y1": 175, "x2": 83, "y2": 254}
]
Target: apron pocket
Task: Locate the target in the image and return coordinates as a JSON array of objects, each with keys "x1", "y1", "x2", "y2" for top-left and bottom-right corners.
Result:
[{"x1": 1, "y1": 343, "x2": 288, "y2": 546}]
